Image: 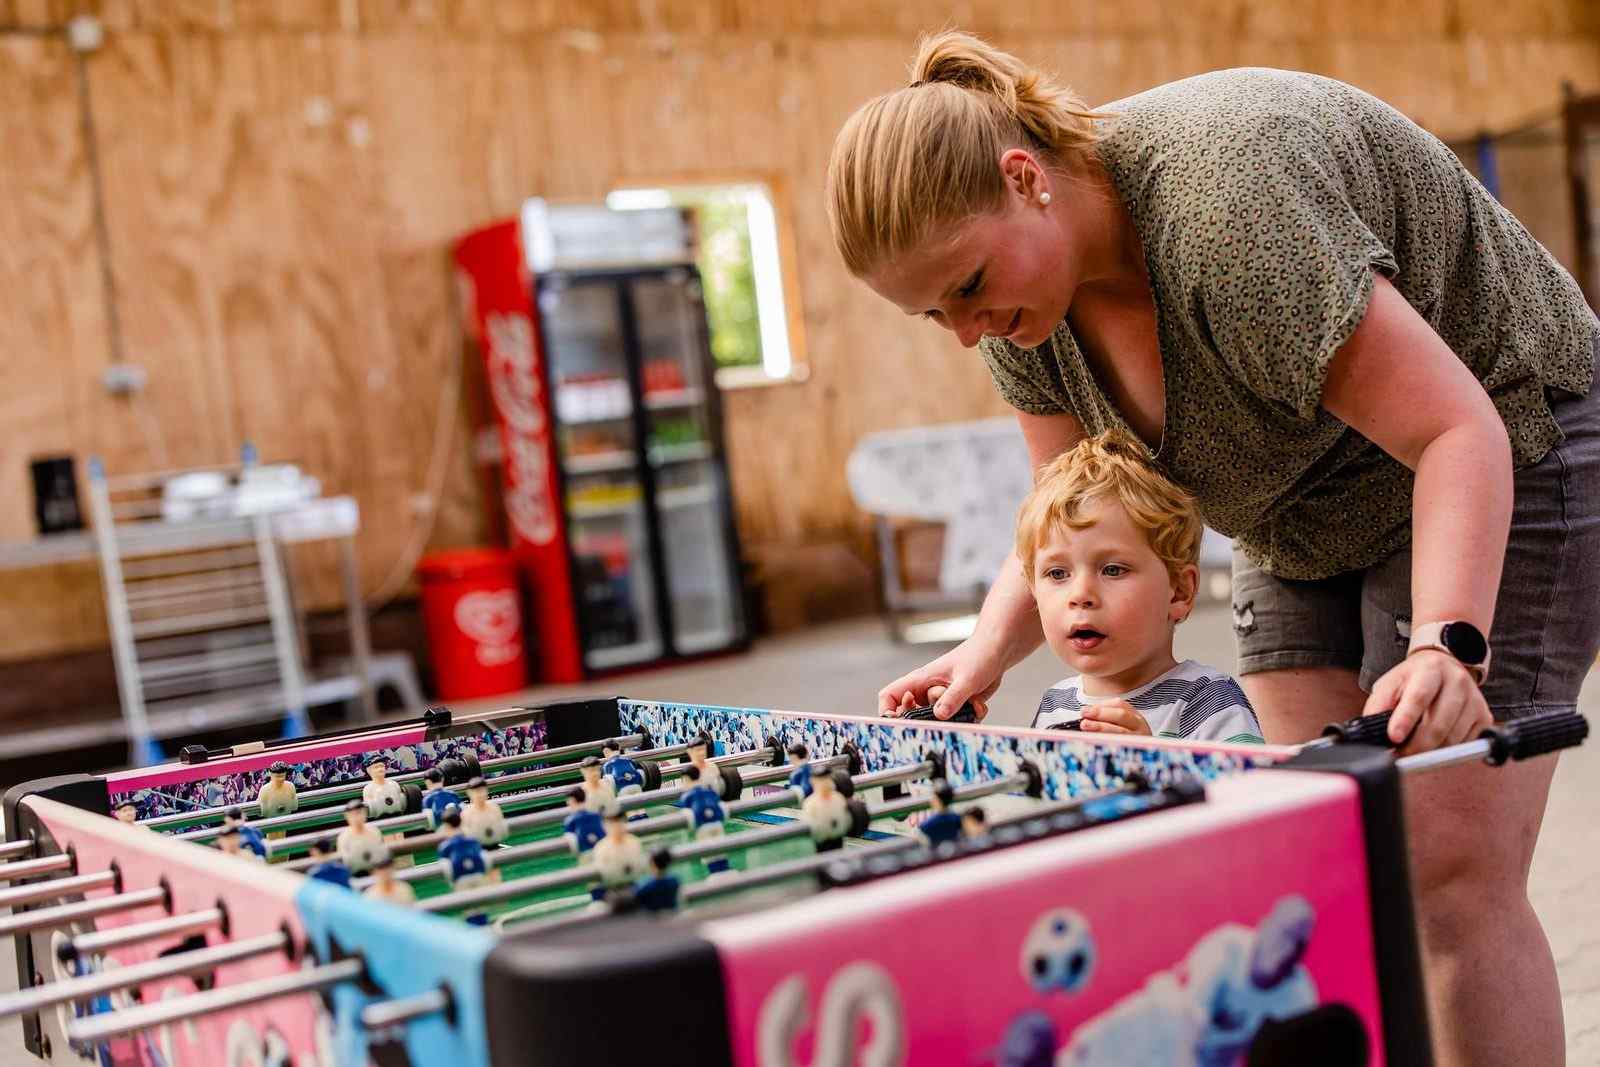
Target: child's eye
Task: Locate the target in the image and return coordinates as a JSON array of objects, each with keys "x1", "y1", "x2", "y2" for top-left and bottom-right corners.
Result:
[
  {"x1": 1102, "y1": 564, "x2": 1128, "y2": 577},
  {"x1": 1043, "y1": 567, "x2": 1067, "y2": 582},
  {"x1": 957, "y1": 271, "x2": 983, "y2": 299}
]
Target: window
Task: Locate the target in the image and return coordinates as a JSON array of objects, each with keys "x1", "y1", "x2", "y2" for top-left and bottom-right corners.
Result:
[{"x1": 607, "y1": 179, "x2": 809, "y2": 388}]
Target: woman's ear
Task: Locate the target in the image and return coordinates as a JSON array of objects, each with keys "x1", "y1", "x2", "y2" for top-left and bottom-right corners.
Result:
[
  {"x1": 1170, "y1": 563, "x2": 1199, "y2": 624},
  {"x1": 999, "y1": 147, "x2": 1042, "y2": 200}
]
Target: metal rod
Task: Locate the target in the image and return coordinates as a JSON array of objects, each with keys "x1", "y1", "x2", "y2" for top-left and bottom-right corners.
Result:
[
  {"x1": 1395, "y1": 738, "x2": 1496, "y2": 775},
  {"x1": 0, "y1": 932, "x2": 288, "y2": 1020},
  {"x1": 0, "y1": 853, "x2": 74, "y2": 884},
  {"x1": 64, "y1": 907, "x2": 226, "y2": 961},
  {"x1": 478, "y1": 734, "x2": 646, "y2": 773},
  {"x1": 0, "y1": 885, "x2": 167, "y2": 939},
  {"x1": 66, "y1": 958, "x2": 364, "y2": 1044},
  {"x1": 0, "y1": 839, "x2": 34, "y2": 861},
  {"x1": 0, "y1": 870, "x2": 115, "y2": 911},
  {"x1": 360, "y1": 986, "x2": 452, "y2": 1030}
]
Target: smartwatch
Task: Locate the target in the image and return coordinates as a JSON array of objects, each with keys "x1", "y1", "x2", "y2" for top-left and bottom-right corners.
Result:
[{"x1": 1408, "y1": 620, "x2": 1490, "y2": 685}]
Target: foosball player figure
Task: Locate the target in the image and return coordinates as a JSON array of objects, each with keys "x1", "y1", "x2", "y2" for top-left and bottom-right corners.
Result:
[
  {"x1": 362, "y1": 756, "x2": 406, "y2": 819},
  {"x1": 421, "y1": 768, "x2": 462, "y2": 831},
  {"x1": 306, "y1": 838, "x2": 352, "y2": 888},
  {"x1": 686, "y1": 732, "x2": 717, "y2": 783},
  {"x1": 216, "y1": 824, "x2": 245, "y2": 859},
  {"x1": 786, "y1": 743, "x2": 813, "y2": 799},
  {"x1": 256, "y1": 761, "x2": 299, "y2": 818},
  {"x1": 961, "y1": 805, "x2": 989, "y2": 841},
  {"x1": 363, "y1": 850, "x2": 417, "y2": 907},
  {"x1": 224, "y1": 807, "x2": 268, "y2": 860},
  {"x1": 460, "y1": 776, "x2": 508, "y2": 846},
  {"x1": 578, "y1": 756, "x2": 618, "y2": 815},
  {"x1": 336, "y1": 798, "x2": 386, "y2": 875},
  {"x1": 563, "y1": 788, "x2": 605, "y2": 858},
  {"x1": 678, "y1": 777, "x2": 731, "y2": 874},
  {"x1": 114, "y1": 800, "x2": 139, "y2": 825},
  {"x1": 591, "y1": 809, "x2": 650, "y2": 900},
  {"x1": 632, "y1": 848, "x2": 681, "y2": 913},
  {"x1": 437, "y1": 806, "x2": 496, "y2": 891},
  {"x1": 801, "y1": 770, "x2": 852, "y2": 852},
  {"x1": 601, "y1": 739, "x2": 645, "y2": 797},
  {"x1": 919, "y1": 780, "x2": 963, "y2": 848}
]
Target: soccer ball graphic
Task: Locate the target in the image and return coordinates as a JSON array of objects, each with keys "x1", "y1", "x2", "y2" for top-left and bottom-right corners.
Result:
[{"x1": 1021, "y1": 908, "x2": 1096, "y2": 994}]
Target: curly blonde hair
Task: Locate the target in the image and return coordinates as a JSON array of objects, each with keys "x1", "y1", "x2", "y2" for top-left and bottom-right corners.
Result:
[
  {"x1": 1016, "y1": 430, "x2": 1203, "y2": 585},
  {"x1": 825, "y1": 30, "x2": 1107, "y2": 278}
]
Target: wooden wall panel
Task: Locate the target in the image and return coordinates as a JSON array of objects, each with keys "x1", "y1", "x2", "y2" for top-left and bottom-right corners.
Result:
[{"x1": 1, "y1": 4, "x2": 1599, "y2": 660}]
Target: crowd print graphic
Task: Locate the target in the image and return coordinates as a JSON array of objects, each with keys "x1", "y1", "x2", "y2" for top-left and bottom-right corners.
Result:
[
  {"x1": 618, "y1": 701, "x2": 1272, "y2": 800},
  {"x1": 109, "y1": 721, "x2": 548, "y2": 821}
]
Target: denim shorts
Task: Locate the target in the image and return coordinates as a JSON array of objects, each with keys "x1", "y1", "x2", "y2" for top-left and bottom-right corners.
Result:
[{"x1": 1232, "y1": 363, "x2": 1600, "y2": 721}]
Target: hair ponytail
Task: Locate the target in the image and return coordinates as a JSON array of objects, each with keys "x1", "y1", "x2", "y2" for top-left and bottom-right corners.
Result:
[{"x1": 827, "y1": 30, "x2": 1107, "y2": 277}]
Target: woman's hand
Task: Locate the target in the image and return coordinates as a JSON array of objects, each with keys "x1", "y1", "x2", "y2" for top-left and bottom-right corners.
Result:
[
  {"x1": 878, "y1": 638, "x2": 1002, "y2": 721},
  {"x1": 1364, "y1": 650, "x2": 1493, "y2": 754},
  {"x1": 1078, "y1": 700, "x2": 1152, "y2": 736}
]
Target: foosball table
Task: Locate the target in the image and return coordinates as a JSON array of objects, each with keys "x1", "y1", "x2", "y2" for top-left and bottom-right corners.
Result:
[{"x1": 0, "y1": 697, "x2": 1586, "y2": 1067}]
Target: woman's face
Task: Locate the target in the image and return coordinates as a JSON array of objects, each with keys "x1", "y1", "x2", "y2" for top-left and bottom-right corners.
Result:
[{"x1": 863, "y1": 160, "x2": 1082, "y2": 350}]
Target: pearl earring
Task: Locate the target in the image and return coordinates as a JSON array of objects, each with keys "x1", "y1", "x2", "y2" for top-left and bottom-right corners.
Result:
[{"x1": 1039, "y1": 192, "x2": 1052, "y2": 205}]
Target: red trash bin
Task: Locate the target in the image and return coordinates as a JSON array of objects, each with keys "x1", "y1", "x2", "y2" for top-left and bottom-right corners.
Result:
[{"x1": 417, "y1": 548, "x2": 529, "y2": 701}]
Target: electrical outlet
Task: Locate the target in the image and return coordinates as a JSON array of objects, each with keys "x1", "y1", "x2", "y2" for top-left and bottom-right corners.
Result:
[{"x1": 102, "y1": 364, "x2": 149, "y2": 395}]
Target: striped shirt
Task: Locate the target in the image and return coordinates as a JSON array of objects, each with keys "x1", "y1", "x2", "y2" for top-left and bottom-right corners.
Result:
[{"x1": 1034, "y1": 660, "x2": 1264, "y2": 744}]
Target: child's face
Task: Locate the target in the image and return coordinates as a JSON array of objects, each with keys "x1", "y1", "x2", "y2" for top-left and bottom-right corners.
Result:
[{"x1": 1031, "y1": 496, "x2": 1196, "y2": 693}]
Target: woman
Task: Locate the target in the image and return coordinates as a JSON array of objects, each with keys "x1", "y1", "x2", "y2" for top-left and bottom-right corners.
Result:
[{"x1": 828, "y1": 30, "x2": 1600, "y2": 1067}]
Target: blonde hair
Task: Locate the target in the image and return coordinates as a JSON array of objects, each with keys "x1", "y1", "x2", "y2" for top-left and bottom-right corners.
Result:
[
  {"x1": 1015, "y1": 430, "x2": 1203, "y2": 585},
  {"x1": 826, "y1": 30, "x2": 1107, "y2": 278}
]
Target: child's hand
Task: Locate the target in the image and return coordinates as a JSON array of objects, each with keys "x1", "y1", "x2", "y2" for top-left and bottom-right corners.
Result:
[{"x1": 1079, "y1": 701, "x2": 1152, "y2": 736}]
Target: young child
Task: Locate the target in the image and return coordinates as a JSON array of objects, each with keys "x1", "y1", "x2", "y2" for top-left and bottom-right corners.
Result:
[{"x1": 1017, "y1": 431, "x2": 1263, "y2": 744}]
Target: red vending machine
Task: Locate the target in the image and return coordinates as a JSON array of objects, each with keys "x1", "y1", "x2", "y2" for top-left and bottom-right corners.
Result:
[{"x1": 454, "y1": 202, "x2": 749, "y2": 683}]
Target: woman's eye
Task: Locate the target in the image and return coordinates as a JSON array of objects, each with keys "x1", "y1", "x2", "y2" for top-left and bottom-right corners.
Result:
[{"x1": 1102, "y1": 564, "x2": 1127, "y2": 577}]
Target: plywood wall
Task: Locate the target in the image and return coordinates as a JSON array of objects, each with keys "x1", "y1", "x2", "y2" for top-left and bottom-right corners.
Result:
[{"x1": 1, "y1": 0, "x2": 1597, "y2": 659}]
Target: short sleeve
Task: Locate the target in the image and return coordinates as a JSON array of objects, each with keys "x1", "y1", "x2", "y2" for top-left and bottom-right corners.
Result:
[
  {"x1": 977, "y1": 336, "x2": 1070, "y2": 416},
  {"x1": 1185, "y1": 119, "x2": 1399, "y2": 420}
]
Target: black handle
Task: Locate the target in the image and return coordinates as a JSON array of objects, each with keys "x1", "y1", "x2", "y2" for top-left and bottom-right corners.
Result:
[
  {"x1": 1320, "y1": 710, "x2": 1397, "y2": 747},
  {"x1": 900, "y1": 702, "x2": 979, "y2": 724},
  {"x1": 1482, "y1": 711, "x2": 1590, "y2": 765}
]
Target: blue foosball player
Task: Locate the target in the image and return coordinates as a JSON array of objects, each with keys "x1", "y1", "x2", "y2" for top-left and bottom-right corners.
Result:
[
  {"x1": 563, "y1": 788, "x2": 605, "y2": 855},
  {"x1": 919, "y1": 780, "x2": 963, "y2": 847},
  {"x1": 786, "y1": 743, "x2": 813, "y2": 798},
  {"x1": 437, "y1": 807, "x2": 494, "y2": 891},
  {"x1": 678, "y1": 782, "x2": 730, "y2": 873},
  {"x1": 601, "y1": 739, "x2": 646, "y2": 796},
  {"x1": 306, "y1": 838, "x2": 352, "y2": 888},
  {"x1": 224, "y1": 807, "x2": 268, "y2": 860},
  {"x1": 632, "y1": 848, "x2": 681, "y2": 913},
  {"x1": 421, "y1": 768, "x2": 462, "y2": 831}
]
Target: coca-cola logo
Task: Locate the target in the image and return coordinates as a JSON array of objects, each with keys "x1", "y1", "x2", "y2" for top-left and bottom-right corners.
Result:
[{"x1": 484, "y1": 310, "x2": 558, "y2": 547}]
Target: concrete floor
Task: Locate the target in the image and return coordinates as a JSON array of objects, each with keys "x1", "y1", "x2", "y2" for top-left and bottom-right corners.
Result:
[{"x1": 2, "y1": 602, "x2": 1596, "y2": 1062}]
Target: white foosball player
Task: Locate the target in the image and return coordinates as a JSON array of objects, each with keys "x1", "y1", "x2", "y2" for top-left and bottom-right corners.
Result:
[
  {"x1": 801, "y1": 770, "x2": 853, "y2": 850},
  {"x1": 257, "y1": 760, "x2": 299, "y2": 818},
  {"x1": 460, "y1": 776, "x2": 509, "y2": 846},
  {"x1": 336, "y1": 799, "x2": 387, "y2": 874},
  {"x1": 363, "y1": 850, "x2": 417, "y2": 907},
  {"x1": 591, "y1": 810, "x2": 650, "y2": 892},
  {"x1": 362, "y1": 757, "x2": 406, "y2": 819},
  {"x1": 578, "y1": 757, "x2": 618, "y2": 816}
]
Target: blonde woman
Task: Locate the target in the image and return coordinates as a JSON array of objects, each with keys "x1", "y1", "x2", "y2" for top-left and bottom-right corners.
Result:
[{"x1": 830, "y1": 30, "x2": 1599, "y2": 1067}]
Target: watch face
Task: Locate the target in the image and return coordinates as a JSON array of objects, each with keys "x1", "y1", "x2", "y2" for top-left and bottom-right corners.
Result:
[{"x1": 1441, "y1": 622, "x2": 1488, "y2": 665}]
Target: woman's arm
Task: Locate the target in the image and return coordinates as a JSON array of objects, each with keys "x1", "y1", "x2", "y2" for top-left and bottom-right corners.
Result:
[
  {"x1": 1319, "y1": 273, "x2": 1510, "y2": 749},
  {"x1": 877, "y1": 409, "x2": 1085, "y2": 718}
]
